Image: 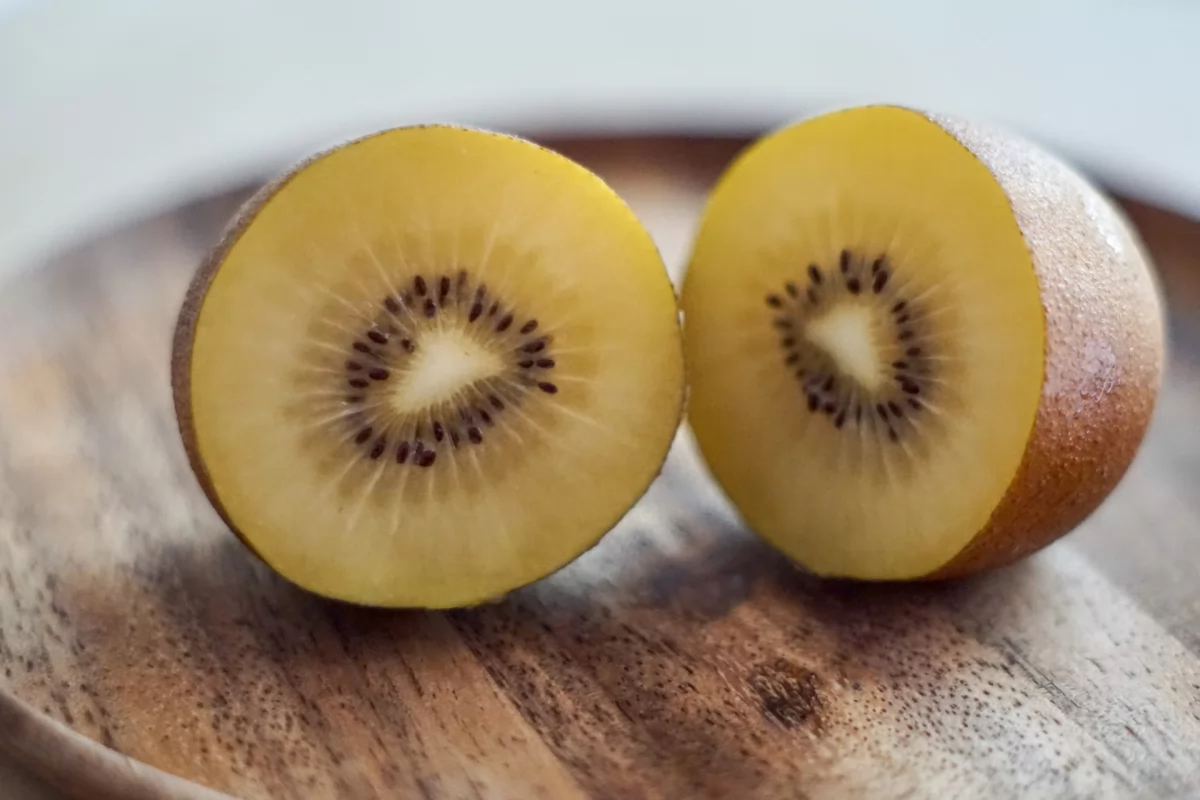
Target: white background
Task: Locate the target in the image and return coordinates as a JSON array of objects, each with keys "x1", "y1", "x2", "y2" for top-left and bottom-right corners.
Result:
[{"x1": 3, "y1": 0, "x2": 1199, "y2": 278}]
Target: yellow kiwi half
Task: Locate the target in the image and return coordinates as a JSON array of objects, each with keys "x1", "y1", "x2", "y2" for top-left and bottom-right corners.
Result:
[
  {"x1": 681, "y1": 105, "x2": 1165, "y2": 581},
  {"x1": 173, "y1": 126, "x2": 685, "y2": 608}
]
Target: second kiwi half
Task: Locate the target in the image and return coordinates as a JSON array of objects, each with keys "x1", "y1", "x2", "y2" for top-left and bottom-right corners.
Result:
[{"x1": 681, "y1": 104, "x2": 1163, "y2": 582}]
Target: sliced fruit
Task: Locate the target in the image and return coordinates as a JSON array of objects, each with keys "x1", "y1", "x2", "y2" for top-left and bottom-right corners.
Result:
[
  {"x1": 681, "y1": 104, "x2": 1165, "y2": 580},
  {"x1": 173, "y1": 126, "x2": 685, "y2": 608}
]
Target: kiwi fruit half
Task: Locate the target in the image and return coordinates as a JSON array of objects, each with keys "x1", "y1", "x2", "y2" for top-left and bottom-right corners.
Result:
[
  {"x1": 173, "y1": 126, "x2": 685, "y2": 608},
  {"x1": 681, "y1": 104, "x2": 1165, "y2": 581}
]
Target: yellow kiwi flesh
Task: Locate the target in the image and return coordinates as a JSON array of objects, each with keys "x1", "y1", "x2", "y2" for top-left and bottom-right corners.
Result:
[
  {"x1": 682, "y1": 105, "x2": 1164, "y2": 581},
  {"x1": 173, "y1": 126, "x2": 685, "y2": 608}
]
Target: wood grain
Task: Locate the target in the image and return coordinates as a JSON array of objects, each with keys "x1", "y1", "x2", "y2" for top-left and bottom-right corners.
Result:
[{"x1": 2, "y1": 137, "x2": 1200, "y2": 800}]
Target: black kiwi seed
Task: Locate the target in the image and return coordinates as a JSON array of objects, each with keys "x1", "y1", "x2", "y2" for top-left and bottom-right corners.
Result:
[
  {"x1": 893, "y1": 301, "x2": 907, "y2": 313},
  {"x1": 346, "y1": 360, "x2": 363, "y2": 371},
  {"x1": 369, "y1": 438, "x2": 387, "y2": 460},
  {"x1": 468, "y1": 426, "x2": 483, "y2": 444},
  {"x1": 423, "y1": 299, "x2": 436, "y2": 318},
  {"x1": 518, "y1": 359, "x2": 535, "y2": 368},
  {"x1": 523, "y1": 340, "x2": 547, "y2": 354},
  {"x1": 400, "y1": 338, "x2": 415, "y2": 353},
  {"x1": 536, "y1": 358, "x2": 555, "y2": 369},
  {"x1": 497, "y1": 314, "x2": 514, "y2": 332},
  {"x1": 352, "y1": 341, "x2": 371, "y2": 354},
  {"x1": 433, "y1": 421, "x2": 445, "y2": 441},
  {"x1": 355, "y1": 427, "x2": 373, "y2": 445},
  {"x1": 396, "y1": 441, "x2": 410, "y2": 463},
  {"x1": 414, "y1": 275, "x2": 427, "y2": 296},
  {"x1": 907, "y1": 346, "x2": 921, "y2": 357},
  {"x1": 871, "y1": 257, "x2": 885, "y2": 275},
  {"x1": 876, "y1": 403, "x2": 888, "y2": 419},
  {"x1": 766, "y1": 294, "x2": 783, "y2": 309},
  {"x1": 808, "y1": 264, "x2": 822, "y2": 285},
  {"x1": 346, "y1": 395, "x2": 364, "y2": 404},
  {"x1": 908, "y1": 398, "x2": 922, "y2": 410},
  {"x1": 438, "y1": 276, "x2": 451, "y2": 302},
  {"x1": 807, "y1": 394, "x2": 820, "y2": 411},
  {"x1": 839, "y1": 249, "x2": 851, "y2": 273},
  {"x1": 521, "y1": 320, "x2": 539, "y2": 334},
  {"x1": 901, "y1": 379, "x2": 921, "y2": 395},
  {"x1": 417, "y1": 448, "x2": 437, "y2": 468},
  {"x1": 489, "y1": 395, "x2": 505, "y2": 410},
  {"x1": 847, "y1": 278, "x2": 861, "y2": 294},
  {"x1": 873, "y1": 269, "x2": 890, "y2": 293},
  {"x1": 888, "y1": 401, "x2": 903, "y2": 416},
  {"x1": 348, "y1": 378, "x2": 369, "y2": 389},
  {"x1": 478, "y1": 408, "x2": 493, "y2": 425},
  {"x1": 469, "y1": 302, "x2": 484, "y2": 322},
  {"x1": 892, "y1": 361, "x2": 908, "y2": 370},
  {"x1": 368, "y1": 368, "x2": 389, "y2": 381},
  {"x1": 538, "y1": 382, "x2": 558, "y2": 395},
  {"x1": 896, "y1": 313, "x2": 910, "y2": 324},
  {"x1": 785, "y1": 282, "x2": 799, "y2": 298},
  {"x1": 488, "y1": 301, "x2": 499, "y2": 317},
  {"x1": 384, "y1": 296, "x2": 401, "y2": 313}
]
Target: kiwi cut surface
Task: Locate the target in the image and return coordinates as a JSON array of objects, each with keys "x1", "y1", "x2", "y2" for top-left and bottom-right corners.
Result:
[
  {"x1": 173, "y1": 126, "x2": 685, "y2": 608},
  {"x1": 682, "y1": 105, "x2": 1164, "y2": 581}
]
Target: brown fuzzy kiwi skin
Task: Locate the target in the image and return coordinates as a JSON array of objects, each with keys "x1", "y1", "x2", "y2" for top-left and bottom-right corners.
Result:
[
  {"x1": 171, "y1": 125, "x2": 686, "y2": 605},
  {"x1": 917, "y1": 110, "x2": 1167, "y2": 579}
]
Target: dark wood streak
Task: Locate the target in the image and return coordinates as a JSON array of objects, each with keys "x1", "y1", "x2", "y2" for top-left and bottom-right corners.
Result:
[{"x1": 0, "y1": 138, "x2": 1199, "y2": 799}]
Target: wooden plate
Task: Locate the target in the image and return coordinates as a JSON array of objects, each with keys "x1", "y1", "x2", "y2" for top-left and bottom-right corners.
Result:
[{"x1": 3, "y1": 138, "x2": 1200, "y2": 800}]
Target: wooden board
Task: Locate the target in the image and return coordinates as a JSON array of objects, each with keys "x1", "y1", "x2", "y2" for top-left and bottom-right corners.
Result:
[{"x1": 3, "y1": 137, "x2": 1200, "y2": 800}]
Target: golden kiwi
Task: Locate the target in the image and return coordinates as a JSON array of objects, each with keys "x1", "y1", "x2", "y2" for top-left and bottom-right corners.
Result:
[
  {"x1": 681, "y1": 104, "x2": 1165, "y2": 581},
  {"x1": 173, "y1": 126, "x2": 685, "y2": 608}
]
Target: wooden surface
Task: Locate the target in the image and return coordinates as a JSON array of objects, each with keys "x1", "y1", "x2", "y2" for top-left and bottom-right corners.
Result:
[{"x1": 3, "y1": 137, "x2": 1200, "y2": 800}]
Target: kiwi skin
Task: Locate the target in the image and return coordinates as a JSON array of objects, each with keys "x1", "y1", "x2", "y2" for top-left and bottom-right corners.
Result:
[
  {"x1": 919, "y1": 110, "x2": 1166, "y2": 579},
  {"x1": 171, "y1": 126, "x2": 686, "y2": 601}
]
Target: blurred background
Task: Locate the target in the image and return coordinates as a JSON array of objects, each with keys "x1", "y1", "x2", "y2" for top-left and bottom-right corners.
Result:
[{"x1": 3, "y1": 0, "x2": 1200, "y2": 278}]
